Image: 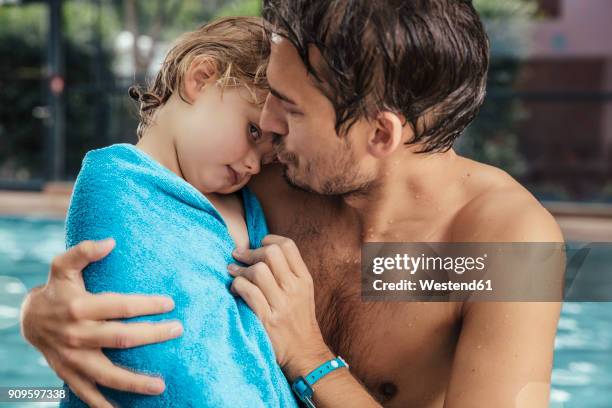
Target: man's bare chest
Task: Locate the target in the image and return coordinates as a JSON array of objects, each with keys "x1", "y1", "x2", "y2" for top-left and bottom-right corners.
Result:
[{"x1": 284, "y1": 225, "x2": 461, "y2": 405}]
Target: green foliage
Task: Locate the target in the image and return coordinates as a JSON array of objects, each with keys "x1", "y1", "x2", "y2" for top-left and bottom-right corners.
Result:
[
  {"x1": 0, "y1": 4, "x2": 46, "y2": 42},
  {"x1": 0, "y1": 31, "x2": 46, "y2": 179},
  {"x1": 215, "y1": 0, "x2": 262, "y2": 17},
  {"x1": 0, "y1": 2, "x2": 114, "y2": 180},
  {"x1": 473, "y1": 0, "x2": 537, "y2": 20},
  {"x1": 62, "y1": 2, "x2": 120, "y2": 48},
  {"x1": 0, "y1": 4, "x2": 47, "y2": 179},
  {"x1": 456, "y1": 0, "x2": 538, "y2": 177}
]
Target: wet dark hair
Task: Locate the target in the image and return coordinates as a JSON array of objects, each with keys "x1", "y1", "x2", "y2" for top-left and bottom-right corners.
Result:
[{"x1": 263, "y1": 0, "x2": 490, "y2": 153}]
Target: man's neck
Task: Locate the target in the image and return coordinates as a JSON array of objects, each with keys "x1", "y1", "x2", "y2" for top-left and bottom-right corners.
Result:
[{"x1": 342, "y1": 148, "x2": 466, "y2": 242}]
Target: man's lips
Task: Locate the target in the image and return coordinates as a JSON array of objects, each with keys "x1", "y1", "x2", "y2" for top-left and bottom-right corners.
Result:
[
  {"x1": 275, "y1": 151, "x2": 292, "y2": 165},
  {"x1": 268, "y1": 154, "x2": 281, "y2": 164}
]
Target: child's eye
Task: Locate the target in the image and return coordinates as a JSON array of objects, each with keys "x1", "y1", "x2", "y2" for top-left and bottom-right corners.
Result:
[{"x1": 248, "y1": 123, "x2": 262, "y2": 141}]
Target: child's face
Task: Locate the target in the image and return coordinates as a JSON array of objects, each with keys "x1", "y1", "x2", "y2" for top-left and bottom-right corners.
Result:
[{"x1": 173, "y1": 82, "x2": 273, "y2": 194}]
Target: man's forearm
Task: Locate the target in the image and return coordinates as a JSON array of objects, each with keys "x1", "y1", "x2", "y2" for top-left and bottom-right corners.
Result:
[
  {"x1": 228, "y1": 239, "x2": 383, "y2": 406},
  {"x1": 285, "y1": 350, "x2": 382, "y2": 408}
]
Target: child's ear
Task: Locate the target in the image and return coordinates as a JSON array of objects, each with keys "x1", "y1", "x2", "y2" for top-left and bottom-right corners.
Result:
[{"x1": 183, "y1": 57, "x2": 219, "y2": 102}]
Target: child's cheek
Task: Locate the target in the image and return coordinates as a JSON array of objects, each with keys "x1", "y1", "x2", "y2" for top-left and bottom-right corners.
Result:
[{"x1": 222, "y1": 136, "x2": 251, "y2": 162}]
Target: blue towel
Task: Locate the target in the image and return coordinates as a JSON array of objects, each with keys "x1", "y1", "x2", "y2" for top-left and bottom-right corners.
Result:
[{"x1": 61, "y1": 143, "x2": 298, "y2": 408}]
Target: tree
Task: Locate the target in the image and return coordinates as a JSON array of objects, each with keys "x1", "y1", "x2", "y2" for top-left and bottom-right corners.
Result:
[
  {"x1": 109, "y1": 0, "x2": 249, "y2": 82},
  {"x1": 457, "y1": 0, "x2": 538, "y2": 176}
]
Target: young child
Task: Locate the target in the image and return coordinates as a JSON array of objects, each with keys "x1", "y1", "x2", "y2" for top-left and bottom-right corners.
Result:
[{"x1": 62, "y1": 17, "x2": 297, "y2": 407}]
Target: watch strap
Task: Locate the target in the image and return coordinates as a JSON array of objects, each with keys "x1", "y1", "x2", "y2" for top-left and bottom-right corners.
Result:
[
  {"x1": 305, "y1": 356, "x2": 348, "y2": 386},
  {"x1": 291, "y1": 356, "x2": 349, "y2": 406}
]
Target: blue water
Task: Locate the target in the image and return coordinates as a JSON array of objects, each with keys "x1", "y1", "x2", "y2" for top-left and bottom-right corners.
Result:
[{"x1": 0, "y1": 216, "x2": 611, "y2": 407}]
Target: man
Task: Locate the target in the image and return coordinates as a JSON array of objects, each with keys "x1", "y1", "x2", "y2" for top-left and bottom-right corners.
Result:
[{"x1": 21, "y1": 1, "x2": 563, "y2": 407}]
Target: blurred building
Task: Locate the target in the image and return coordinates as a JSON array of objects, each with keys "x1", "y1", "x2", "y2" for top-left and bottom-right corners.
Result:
[{"x1": 516, "y1": 0, "x2": 612, "y2": 198}]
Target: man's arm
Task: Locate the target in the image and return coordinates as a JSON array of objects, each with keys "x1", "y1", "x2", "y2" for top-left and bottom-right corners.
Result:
[
  {"x1": 20, "y1": 240, "x2": 181, "y2": 408},
  {"x1": 444, "y1": 189, "x2": 564, "y2": 407},
  {"x1": 283, "y1": 352, "x2": 383, "y2": 407},
  {"x1": 444, "y1": 301, "x2": 561, "y2": 408}
]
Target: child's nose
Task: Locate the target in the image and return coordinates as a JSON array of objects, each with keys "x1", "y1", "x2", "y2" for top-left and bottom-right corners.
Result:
[{"x1": 244, "y1": 149, "x2": 261, "y2": 175}]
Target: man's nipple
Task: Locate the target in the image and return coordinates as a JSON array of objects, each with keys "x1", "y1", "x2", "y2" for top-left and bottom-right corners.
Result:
[{"x1": 379, "y1": 381, "x2": 398, "y2": 401}]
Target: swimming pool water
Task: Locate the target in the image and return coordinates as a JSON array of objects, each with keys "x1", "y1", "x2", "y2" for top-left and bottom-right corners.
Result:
[{"x1": 0, "y1": 216, "x2": 611, "y2": 407}]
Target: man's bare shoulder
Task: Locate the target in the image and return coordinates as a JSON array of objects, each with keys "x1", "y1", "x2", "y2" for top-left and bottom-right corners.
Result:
[{"x1": 450, "y1": 159, "x2": 563, "y2": 243}]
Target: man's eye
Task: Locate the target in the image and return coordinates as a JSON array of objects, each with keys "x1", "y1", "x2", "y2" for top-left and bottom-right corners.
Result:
[
  {"x1": 249, "y1": 123, "x2": 262, "y2": 141},
  {"x1": 286, "y1": 108, "x2": 303, "y2": 117}
]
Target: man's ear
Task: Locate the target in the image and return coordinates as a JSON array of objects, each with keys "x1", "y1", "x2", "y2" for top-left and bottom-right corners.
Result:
[
  {"x1": 367, "y1": 112, "x2": 404, "y2": 158},
  {"x1": 183, "y1": 57, "x2": 219, "y2": 102}
]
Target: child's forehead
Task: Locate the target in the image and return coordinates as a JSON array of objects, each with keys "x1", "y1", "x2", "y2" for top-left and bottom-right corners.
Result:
[{"x1": 235, "y1": 85, "x2": 269, "y2": 108}]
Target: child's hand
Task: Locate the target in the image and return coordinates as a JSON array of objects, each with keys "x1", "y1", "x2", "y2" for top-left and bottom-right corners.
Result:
[{"x1": 229, "y1": 235, "x2": 334, "y2": 380}]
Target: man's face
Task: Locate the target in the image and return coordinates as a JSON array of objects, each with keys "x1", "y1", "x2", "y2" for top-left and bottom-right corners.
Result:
[{"x1": 260, "y1": 37, "x2": 376, "y2": 195}]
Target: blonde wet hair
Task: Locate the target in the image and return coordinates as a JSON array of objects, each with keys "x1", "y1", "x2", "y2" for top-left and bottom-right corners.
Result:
[{"x1": 129, "y1": 16, "x2": 270, "y2": 139}]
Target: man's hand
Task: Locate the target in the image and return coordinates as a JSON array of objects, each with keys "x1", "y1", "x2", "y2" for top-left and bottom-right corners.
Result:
[
  {"x1": 20, "y1": 239, "x2": 183, "y2": 408},
  {"x1": 229, "y1": 234, "x2": 333, "y2": 379},
  {"x1": 230, "y1": 235, "x2": 381, "y2": 407}
]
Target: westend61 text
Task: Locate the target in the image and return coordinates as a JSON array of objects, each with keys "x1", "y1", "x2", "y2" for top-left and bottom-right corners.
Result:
[{"x1": 373, "y1": 279, "x2": 493, "y2": 292}]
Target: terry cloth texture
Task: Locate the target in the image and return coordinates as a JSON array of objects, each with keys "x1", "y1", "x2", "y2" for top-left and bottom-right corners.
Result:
[{"x1": 61, "y1": 144, "x2": 297, "y2": 408}]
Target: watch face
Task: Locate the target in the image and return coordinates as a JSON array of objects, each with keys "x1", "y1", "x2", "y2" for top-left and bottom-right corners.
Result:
[{"x1": 292, "y1": 376, "x2": 314, "y2": 399}]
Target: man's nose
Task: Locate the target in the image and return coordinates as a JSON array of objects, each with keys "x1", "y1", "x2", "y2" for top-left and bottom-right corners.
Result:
[{"x1": 260, "y1": 94, "x2": 288, "y2": 137}]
